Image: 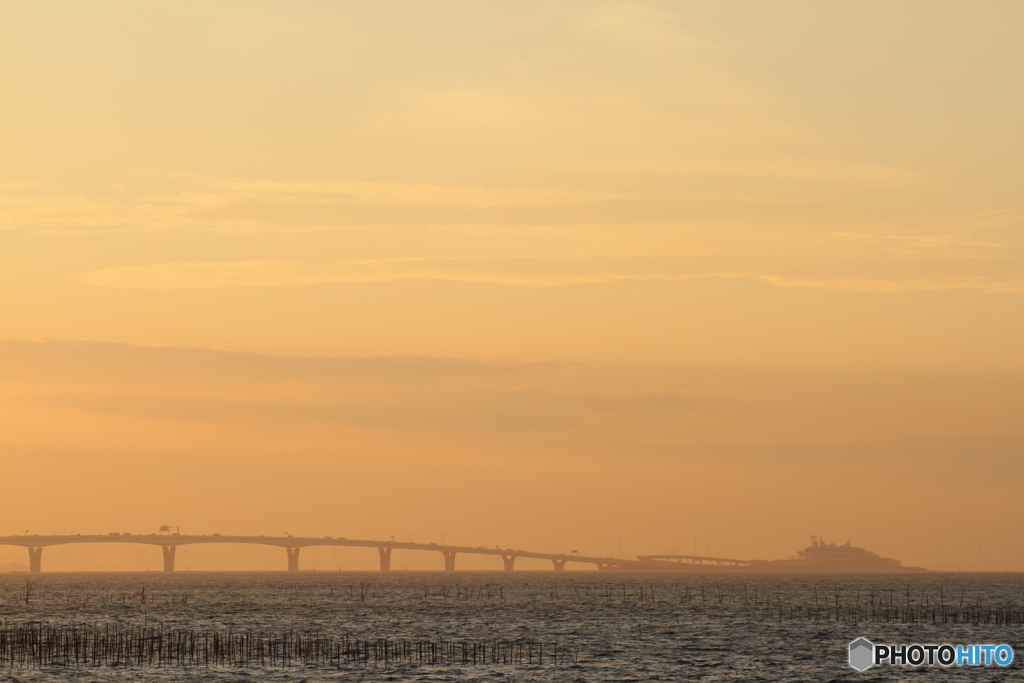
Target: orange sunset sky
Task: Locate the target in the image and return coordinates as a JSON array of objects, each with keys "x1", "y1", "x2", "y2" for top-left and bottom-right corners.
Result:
[{"x1": 1, "y1": 1, "x2": 1022, "y2": 572}]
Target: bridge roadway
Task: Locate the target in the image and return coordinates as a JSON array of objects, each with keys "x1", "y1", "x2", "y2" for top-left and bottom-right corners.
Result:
[
  {"x1": 637, "y1": 554, "x2": 751, "y2": 567},
  {"x1": 0, "y1": 534, "x2": 721, "y2": 573}
]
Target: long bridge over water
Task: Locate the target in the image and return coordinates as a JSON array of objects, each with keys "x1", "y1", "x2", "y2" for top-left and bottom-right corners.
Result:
[{"x1": 0, "y1": 534, "x2": 750, "y2": 573}]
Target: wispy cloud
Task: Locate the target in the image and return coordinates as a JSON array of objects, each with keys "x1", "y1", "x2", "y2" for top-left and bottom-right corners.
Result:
[
  {"x1": 0, "y1": 178, "x2": 644, "y2": 234},
  {"x1": 79, "y1": 257, "x2": 673, "y2": 289},
  {"x1": 79, "y1": 257, "x2": 1024, "y2": 294},
  {"x1": 582, "y1": 2, "x2": 718, "y2": 53},
  {"x1": 0, "y1": 169, "x2": 917, "y2": 234},
  {"x1": 834, "y1": 232, "x2": 1004, "y2": 248}
]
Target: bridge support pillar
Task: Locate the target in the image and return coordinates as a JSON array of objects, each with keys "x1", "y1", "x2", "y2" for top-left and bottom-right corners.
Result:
[
  {"x1": 162, "y1": 546, "x2": 176, "y2": 572},
  {"x1": 551, "y1": 559, "x2": 566, "y2": 571},
  {"x1": 501, "y1": 554, "x2": 516, "y2": 571},
  {"x1": 378, "y1": 547, "x2": 392, "y2": 572},
  {"x1": 441, "y1": 550, "x2": 456, "y2": 571},
  {"x1": 286, "y1": 547, "x2": 300, "y2": 572},
  {"x1": 28, "y1": 547, "x2": 42, "y2": 573}
]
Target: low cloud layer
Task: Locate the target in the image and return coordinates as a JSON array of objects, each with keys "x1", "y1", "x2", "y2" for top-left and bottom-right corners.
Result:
[
  {"x1": 2, "y1": 339, "x2": 1022, "y2": 570},
  {"x1": 80, "y1": 255, "x2": 1024, "y2": 295},
  {"x1": 3, "y1": 339, "x2": 1020, "y2": 454}
]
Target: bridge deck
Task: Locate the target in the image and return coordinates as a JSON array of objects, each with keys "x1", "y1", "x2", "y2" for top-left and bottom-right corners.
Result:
[
  {"x1": 0, "y1": 535, "x2": 711, "y2": 572},
  {"x1": 636, "y1": 554, "x2": 750, "y2": 566}
]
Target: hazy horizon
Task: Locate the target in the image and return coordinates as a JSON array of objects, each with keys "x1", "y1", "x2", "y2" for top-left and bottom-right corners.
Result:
[{"x1": 2, "y1": 1, "x2": 1022, "y2": 573}]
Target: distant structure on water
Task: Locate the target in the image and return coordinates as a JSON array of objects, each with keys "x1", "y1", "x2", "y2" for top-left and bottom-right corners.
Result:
[
  {"x1": 747, "y1": 536, "x2": 923, "y2": 572},
  {"x1": 640, "y1": 536, "x2": 925, "y2": 573}
]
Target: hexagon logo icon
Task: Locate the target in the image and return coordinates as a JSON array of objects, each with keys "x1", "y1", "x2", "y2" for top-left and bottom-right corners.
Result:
[{"x1": 848, "y1": 637, "x2": 874, "y2": 671}]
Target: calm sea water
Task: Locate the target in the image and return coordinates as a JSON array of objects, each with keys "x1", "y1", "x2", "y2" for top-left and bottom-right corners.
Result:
[{"x1": 1, "y1": 572, "x2": 1022, "y2": 681}]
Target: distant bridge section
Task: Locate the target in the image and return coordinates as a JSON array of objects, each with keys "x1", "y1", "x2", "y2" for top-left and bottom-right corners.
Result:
[
  {"x1": 636, "y1": 554, "x2": 751, "y2": 567},
  {"x1": 0, "y1": 534, "x2": 724, "y2": 573}
]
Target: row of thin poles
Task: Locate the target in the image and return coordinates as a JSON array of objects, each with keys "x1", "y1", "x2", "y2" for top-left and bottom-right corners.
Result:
[
  {"x1": 13, "y1": 580, "x2": 1023, "y2": 606},
  {"x1": 749, "y1": 585, "x2": 1024, "y2": 624},
  {"x1": 0, "y1": 621, "x2": 576, "y2": 668},
  {"x1": 761, "y1": 603, "x2": 1024, "y2": 625}
]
